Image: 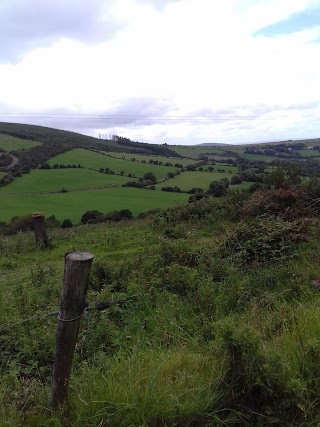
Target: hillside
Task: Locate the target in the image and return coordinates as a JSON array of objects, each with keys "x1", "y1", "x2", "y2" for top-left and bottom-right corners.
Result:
[
  {"x1": 1, "y1": 121, "x2": 320, "y2": 226},
  {"x1": 1, "y1": 181, "x2": 320, "y2": 426},
  {"x1": 0, "y1": 121, "x2": 179, "y2": 157}
]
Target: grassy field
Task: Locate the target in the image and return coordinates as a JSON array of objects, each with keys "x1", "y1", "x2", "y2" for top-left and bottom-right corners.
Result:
[
  {"x1": 0, "y1": 134, "x2": 41, "y2": 151},
  {"x1": 105, "y1": 152, "x2": 196, "y2": 167},
  {"x1": 0, "y1": 169, "x2": 134, "y2": 193},
  {"x1": 297, "y1": 149, "x2": 320, "y2": 158},
  {"x1": 48, "y1": 149, "x2": 180, "y2": 179},
  {"x1": 172, "y1": 145, "x2": 234, "y2": 158},
  {"x1": 239, "y1": 153, "x2": 282, "y2": 162},
  {"x1": 156, "y1": 171, "x2": 237, "y2": 192},
  {"x1": 0, "y1": 187, "x2": 189, "y2": 223},
  {"x1": 197, "y1": 164, "x2": 239, "y2": 173}
]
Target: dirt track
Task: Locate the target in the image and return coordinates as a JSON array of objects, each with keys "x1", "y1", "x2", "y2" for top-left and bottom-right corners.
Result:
[{"x1": 6, "y1": 154, "x2": 19, "y2": 168}]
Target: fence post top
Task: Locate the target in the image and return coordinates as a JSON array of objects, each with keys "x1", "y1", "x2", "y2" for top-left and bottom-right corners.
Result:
[
  {"x1": 32, "y1": 212, "x2": 45, "y2": 218},
  {"x1": 65, "y1": 251, "x2": 94, "y2": 261}
]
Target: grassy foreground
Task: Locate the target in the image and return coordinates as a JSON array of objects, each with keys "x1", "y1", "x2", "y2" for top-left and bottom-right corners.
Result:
[{"x1": 1, "y1": 186, "x2": 320, "y2": 426}]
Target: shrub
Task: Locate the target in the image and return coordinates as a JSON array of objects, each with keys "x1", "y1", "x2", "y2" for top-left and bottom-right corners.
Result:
[
  {"x1": 230, "y1": 175, "x2": 243, "y2": 185},
  {"x1": 221, "y1": 217, "x2": 309, "y2": 265},
  {"x1": 240, "y1": 187, "x2": 310, "y2": 220},
  {"x1": 119, "y1": 209, "x2": 133, "y2": 220},
  {"x1": 143, "y1": 172, "x2": 157, "y2": 183},
  {"x1": 81, "y1": 210, "x2": 104, "y2": 224},
  {"x1": 207, "y1": 179, "x2": 228, "y2": 197},
  {"x1": 61, "y1": 218, "x2": 73, "y2": 228},
  {"x1": 7, "y1": 215, "x2": 34, "y2": 234}
]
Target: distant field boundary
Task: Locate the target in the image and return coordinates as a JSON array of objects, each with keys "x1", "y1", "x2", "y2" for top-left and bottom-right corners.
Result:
[{"x1": 0, "y1": 183, "x2": 121, "y2": 195}]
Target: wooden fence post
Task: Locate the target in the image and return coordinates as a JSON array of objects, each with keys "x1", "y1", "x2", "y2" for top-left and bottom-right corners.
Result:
[
  {"x1": 32, "y1": 212, "x2": 49, "y2": 248},
  {"x1": 49, "y1": 251, "x2": 94, "y2": 409}
]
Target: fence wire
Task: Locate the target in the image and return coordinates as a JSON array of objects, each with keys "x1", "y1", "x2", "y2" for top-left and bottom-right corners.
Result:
[{"x1": 0, "y1": 294, "x2": 137, "y2": 332}]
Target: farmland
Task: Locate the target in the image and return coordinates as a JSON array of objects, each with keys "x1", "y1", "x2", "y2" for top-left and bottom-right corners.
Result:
[
  {"x1": 109, "y1": 152, "x2": 195, "y2": 167},
  {"x1": 0, "y1": 187, "x2": 189, "y2": 223},
  {"x1": 0, "y1": 169, "x2": 134, "y2": 194},
  {"x1": 156, "y1": 171, "x2": 237, "y2": 192},
  {"x1": 0, "y1": 134, "x2": 41, "y2": 151},
  {"x1": 172, "y1": 144, "x2": 230, "y2": 158},
  {"x1": 48, "y1": 148, "x2": 181, "y2": 179}
]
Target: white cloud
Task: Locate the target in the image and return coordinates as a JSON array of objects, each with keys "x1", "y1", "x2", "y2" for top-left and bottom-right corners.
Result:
[{"x1": 0, "y1": 0, "x2": 319, "y2": 144}]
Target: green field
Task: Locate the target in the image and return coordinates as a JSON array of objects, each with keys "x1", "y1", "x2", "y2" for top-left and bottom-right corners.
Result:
[
  {"x1": 48, "y1": 149, "x2": 180, "y2": 179},
  {"x1": 108, "y1": 152, "x2": 196, "y2": 167},
  {"x1": 239, "y1": 153, "x2": 281, "y2": 162},
  {"x1": 297, "y1": 149, "x2": 320, "y2": 158},
  {"x1": 172, "y1": 145, "x2": 233, "y2": 159},
  {"x1": 198, "y1": 164, "x2": 239, "y2": 173},
  {"x1": 155, "y1": 171, "x2": 237, "y2": 192},
  {"x1": 0, "y1": 187, "x2": 189, "y2": 223},
  {"x1": 0, "y1": 169, "x2": 134, "y2": 193},
  {"x1": 0, "y1": 134, "x2": 41, "y2": 151},
  {"x1": 0, "y1": 172, "x2": 5, "y2": 179}
]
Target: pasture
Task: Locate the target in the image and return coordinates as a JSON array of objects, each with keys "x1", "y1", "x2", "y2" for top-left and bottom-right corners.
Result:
[
  {"x1": 0, "y1": 169, "x2": 134, "y2": 193},
  {"x1": 197, "y1": 164, "x2": 239, "y2": 173},
  {"x1": 172, "y1": 144, "x2": 232, "y2": 158},
  {"x1": 0, "y1": 134, "x2": 41, "y2": 151},
  {"x1": 239, "y1": 153, "x2": 281, "y2": 162},
  {"x1": 108, "y1": 152, "x2": 196, "y2": 167},
  {"x1": 0, "y1": 187, "x2": 189, "y2": 223},
  {"x1": 48, "y1": 148, "x2": 180, "y2": 179},
  {"x1": 155, "y1": 171, "x2": 236, "y2": 192},
  {"x1": 297, "y1": 149, "x2": 320, "y2": 158}
]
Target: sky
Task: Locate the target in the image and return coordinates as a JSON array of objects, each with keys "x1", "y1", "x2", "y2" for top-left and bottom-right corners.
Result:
[{"x1": 0, "y1": 0, "x2": 320, "y2": 145}]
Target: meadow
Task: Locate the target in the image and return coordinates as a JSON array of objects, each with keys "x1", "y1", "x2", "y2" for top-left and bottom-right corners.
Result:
[
  {"x1": 297, "y1": 149, "x2": 320, "y2": 158},
  {"x1": 172, "y1": 145, "x2": 230, "y2": 158},
  {"x1": 197, "y1": 164, "x2": 239, "y2": 173},
  {"x1": 0, "y1": 134, "x2": 41, "y2": 151},
  {"x1": 0, "y1": 169, "x2": 134, "y2": 194},
  {"x1": 239, "y1": 153, "x2": 282, "y2": 162},
  {"x1": 0, "y1": 187, "x2": 189, "y2": 223},
  {"x1": 106, "y1": 152, "x2": 195, "y2": 167},
  {"x1": 48, "y1": 149, "x2": 180, "y2": 179},
  {"x1": 156, "y1": 171, "x2": 237, "y2": 192}
]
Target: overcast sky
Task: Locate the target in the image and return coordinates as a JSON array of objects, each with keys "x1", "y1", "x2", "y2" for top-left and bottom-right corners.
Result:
[{"x1": 0, "y1": 0, "x2": 319, "y2": 145}]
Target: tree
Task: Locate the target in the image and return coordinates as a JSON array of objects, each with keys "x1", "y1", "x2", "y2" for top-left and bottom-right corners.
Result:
[
  {"x1": 143, "y1": 172, "x2": 157, "y2": 183},
  {"x1": 207, "y1": 179, "x2": 229, "y2": 197},
  {"x1": 231, "y1": 175, "x2": 243, "y2": 185}
]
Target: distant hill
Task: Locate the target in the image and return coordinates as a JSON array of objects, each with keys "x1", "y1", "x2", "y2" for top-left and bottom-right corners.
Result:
[{"x1": 0, "y1": 122, "x2": 179, "y2": 157}]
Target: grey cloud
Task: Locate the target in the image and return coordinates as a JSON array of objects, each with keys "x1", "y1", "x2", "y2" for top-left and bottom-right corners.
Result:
[
  {"x1": 0, "y1": 97, "x2": 176, "y2": 133},
  {"x1": 0, "y1": 0, "x2": 123, "y2": 63}
]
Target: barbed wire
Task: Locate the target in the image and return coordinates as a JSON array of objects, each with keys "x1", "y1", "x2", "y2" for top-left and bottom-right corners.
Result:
[{"x1": 0, "y1": 294, "x2": 137, "y2": 332}]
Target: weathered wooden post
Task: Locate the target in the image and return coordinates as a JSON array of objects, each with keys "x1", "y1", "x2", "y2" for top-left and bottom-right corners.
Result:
[
  {"x1": 49, "y1": 251, "x2": 94, "y2": 409},
  {"x1": 32, "y1": 212, "x2": 49, "y2": 248}
]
